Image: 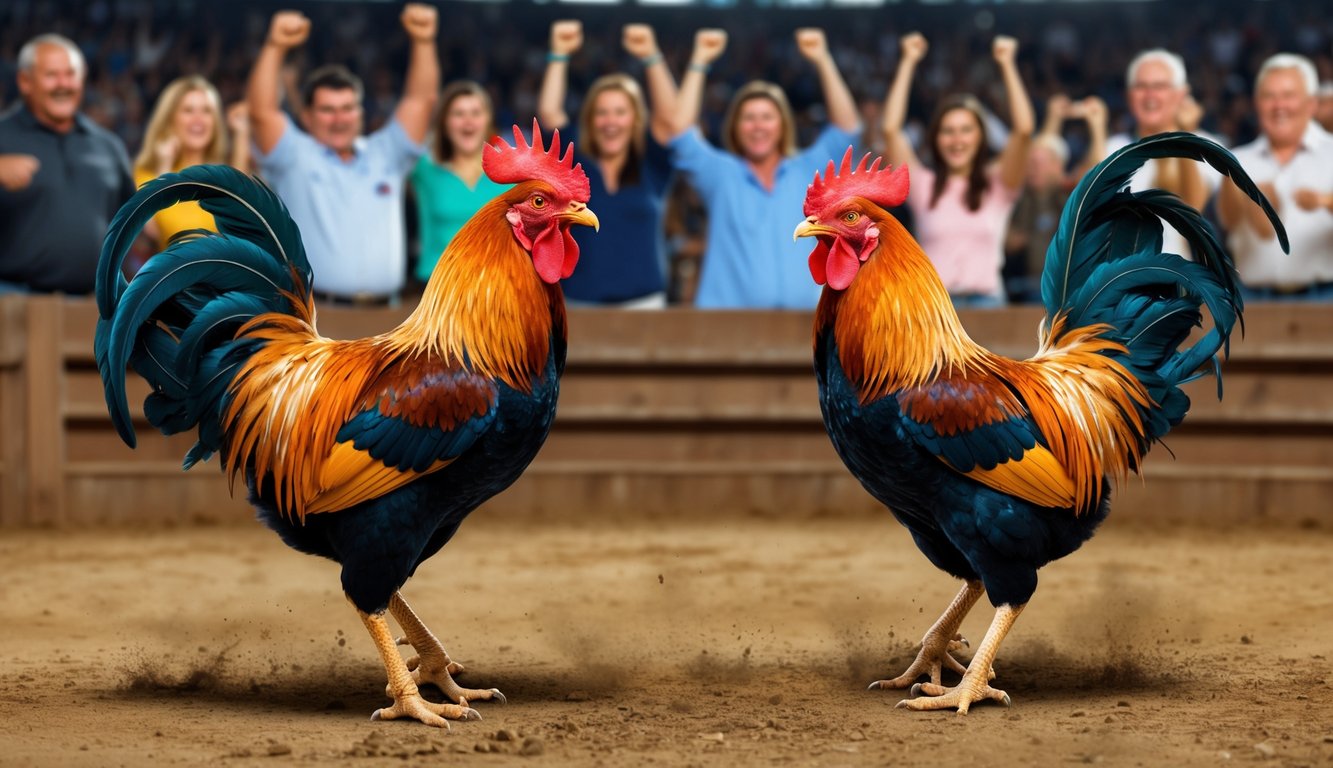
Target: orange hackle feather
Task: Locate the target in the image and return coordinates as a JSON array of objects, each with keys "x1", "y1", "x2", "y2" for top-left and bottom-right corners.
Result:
[
  {"x1": 219, "y1": 183, "x2": 565, "y2": 523},
  {"x1": 819, "y1": 209, "x2": 1153, "y2": 513}
]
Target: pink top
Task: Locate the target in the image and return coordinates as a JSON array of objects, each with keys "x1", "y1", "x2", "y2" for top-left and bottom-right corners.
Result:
[{"x1": 906, "y1": 165, "x2": 1021, "y2": 297}]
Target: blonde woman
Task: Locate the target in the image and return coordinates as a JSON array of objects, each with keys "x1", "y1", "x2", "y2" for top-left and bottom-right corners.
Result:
[
  {"x1": 668, "y1": 28, "x2": 860, "y2": 309},
  {"x1": 537, "y1": 20, "x2": 678, "y2": 307},
  {"x1": 133, "y1": 75, "x2": 250, "y2": 251}
]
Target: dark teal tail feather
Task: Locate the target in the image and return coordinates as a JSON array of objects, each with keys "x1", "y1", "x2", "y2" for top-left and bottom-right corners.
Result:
[
  {"x1": 94, "y1": 164, "x2": 309, "y2": 462},
  {"x1": 1040, "y1": 133, "x2": 1286, "y2": 442}
]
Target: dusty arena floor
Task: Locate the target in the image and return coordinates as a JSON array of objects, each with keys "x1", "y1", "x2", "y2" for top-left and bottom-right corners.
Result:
[{"x1": 1, "y1": 514, "x2": 1330, "y2": 767}]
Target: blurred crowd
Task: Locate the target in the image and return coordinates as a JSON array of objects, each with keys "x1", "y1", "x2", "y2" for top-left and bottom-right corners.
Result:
[{"x1": 2, "y1": 0, "x2": 1333, "y2": 305}]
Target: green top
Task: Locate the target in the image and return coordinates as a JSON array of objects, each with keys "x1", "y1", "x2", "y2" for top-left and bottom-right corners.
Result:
[{"x1": 410, "y1": 155, "x2": 513, "y2": 281}]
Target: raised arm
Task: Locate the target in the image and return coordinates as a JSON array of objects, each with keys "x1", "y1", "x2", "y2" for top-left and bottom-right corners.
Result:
[
  {"x1": 247, "y1": 10, "x2": 310, "y2": 155},
  {"x1": 623, "y1": 24, "x2": 679, "y2": 145},
  {"x1": 881, "y1": 32, "x2": 927, "y2": 171},
  {"x1": 1152, "y1": 96, "x2": 1211, "y2": 210},
  {"x1": 672, "y1": 28, "x2": 727, "y2": 137},
  {"x1": 992, "y1": 35, "x2": 1035, "y2": 191},
  {"x1": 226, "y1": 101, "x2": 252, "y2": 174},
  {"x1": 795, "y1": 28, "x2": 859, "y2": 134},
  {"x1": 1071, "y1": 96, "x2": 1108, "y2": 179},
  {"x1": 538, "y1": 20, "x2": 582, "y2": 131},
  {"x1": 394, "y1": 3, "x2": 439, "y2": 145}
]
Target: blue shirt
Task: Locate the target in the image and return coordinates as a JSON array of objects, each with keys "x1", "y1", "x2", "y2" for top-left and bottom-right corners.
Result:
[
  {"x1": 255, "y1": 115, "x2": 423, "y2": 297},
  {"x1": 553, "y1": 126, "x2": 673, "y2": 304},
  {"x1": 670, "y1": 125, "x2": 859, "y2": 309}
]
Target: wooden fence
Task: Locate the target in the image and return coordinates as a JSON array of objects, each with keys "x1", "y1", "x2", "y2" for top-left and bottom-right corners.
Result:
[{"x1": 2, "y1": 294, "x2": 1330, "y2": 527}]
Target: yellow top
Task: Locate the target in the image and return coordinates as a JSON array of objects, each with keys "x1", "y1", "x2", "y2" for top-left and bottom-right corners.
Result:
[{"x1": 134, "y1": 167, "x2": 218, "y2": 249}]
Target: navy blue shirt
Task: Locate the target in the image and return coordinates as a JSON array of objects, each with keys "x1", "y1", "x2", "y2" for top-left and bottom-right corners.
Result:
[
  {"x1": 0, "y1": 104, "x2": 134, "y2": 293},
  {"x1": 551, "y1": 126, "x2": 673, "y2": 304}
]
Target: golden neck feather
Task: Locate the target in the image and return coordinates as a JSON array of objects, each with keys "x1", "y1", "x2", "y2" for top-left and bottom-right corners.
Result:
[
  {"x1": 391, "y1": 192, "x2": 562, "y2": 392},
  {"x1": 818, "y1": 212, "x2": 984, "y2": 401}
]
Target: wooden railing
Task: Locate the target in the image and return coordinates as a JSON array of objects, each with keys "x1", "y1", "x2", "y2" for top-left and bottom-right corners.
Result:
[{"x1": 2, "y1": 294, "x2": 1330, "y2": 527}]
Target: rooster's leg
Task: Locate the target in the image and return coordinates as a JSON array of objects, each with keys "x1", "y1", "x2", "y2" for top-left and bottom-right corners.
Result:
[
  {"x1": 871, "y1": 579, "x2": 985, "y2": 690},
  {"x1": 387, "y1": 593, "x2": 506, "y2": 707},
  {"x1": 898, "y1": 602, "x2": 1025, "y2": 714},
  {"x1": 358, "y1": 608, "x2": 481, "y2": 727}
]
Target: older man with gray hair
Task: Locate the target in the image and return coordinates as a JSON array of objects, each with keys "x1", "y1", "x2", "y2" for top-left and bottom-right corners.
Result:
[
  {"x1": 1103, "y1": 48, "x2": 1221, "y2": 259},
  {"x1": 0, "y1": 33, "x2": 135, "y2": 294},
  {"x1": 1219, "y1": 53, "x2": 1333, "y2": 300}
]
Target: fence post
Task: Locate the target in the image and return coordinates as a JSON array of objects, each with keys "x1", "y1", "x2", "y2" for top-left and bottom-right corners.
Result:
[
  {"x1": 23, "y1": 296, "x2": 65, "y2": 525},
  {"x1": 0, "y1": 296, "x2": 27, "y2": 524}
]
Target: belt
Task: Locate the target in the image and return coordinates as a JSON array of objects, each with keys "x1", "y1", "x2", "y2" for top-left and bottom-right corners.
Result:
[
  {"x1": 312, "y1": 290, "x2": 397, "y2": 308},
  {"x1": 1250, "y1": 281, "x2": 1333, "y2": 297}
]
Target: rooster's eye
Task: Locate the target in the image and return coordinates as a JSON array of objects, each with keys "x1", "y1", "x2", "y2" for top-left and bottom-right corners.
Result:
[
  {"x1": 843, "y1": 211, "x2": 860, "y2": 224},
  {"x1": 531, "y1": 195, "x2": 547, "y2": 209}
]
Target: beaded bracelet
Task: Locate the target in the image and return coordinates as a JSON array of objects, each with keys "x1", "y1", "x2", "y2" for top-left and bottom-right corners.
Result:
[
  {"x1": 547, "y1": 52, "x2": 570, "y2": 63},
  {"x1": 640, "y1": 52, "x2": 663, "y2": 67}
]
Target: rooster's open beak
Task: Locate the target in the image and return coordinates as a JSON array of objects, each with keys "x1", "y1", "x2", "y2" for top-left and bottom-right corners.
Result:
[
  {"x1": 793, "y1": 217, "x2": 833, "y2": 241},
  {"x1": 562, "y1": 201, "x2": 600, "y2": 232}
]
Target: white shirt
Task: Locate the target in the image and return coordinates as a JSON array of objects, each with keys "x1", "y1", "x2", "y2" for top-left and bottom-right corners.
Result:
[
  {"x1": 1227, "y1": 124, "x2": 1333, "y2": 288},
  {"x1": 1105, "y1": 130, "x2": 1223, "y2": 260}
]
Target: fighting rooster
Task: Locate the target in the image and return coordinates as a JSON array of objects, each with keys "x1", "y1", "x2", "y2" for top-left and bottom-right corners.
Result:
[
  {"x1": 794, "y1": 135, "x2": 1284, "y2": 713},
  {"x1": 95, "y1": 122, "x2": 598, "y2": 727}
]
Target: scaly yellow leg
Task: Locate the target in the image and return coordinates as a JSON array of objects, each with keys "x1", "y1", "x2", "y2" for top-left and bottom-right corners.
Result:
[
  {"x1": 898, "y1": 602, "x2": 1026, "y2": 714},
  {"x1": 387, "y1": 592, "x2": 506, "y2": 707},
  {"x1": 871, "y1": 580, "x2": 984, "y2": 690},
  {"x1": 358, "y1": 608, "x2": 480, "y2": 727}
]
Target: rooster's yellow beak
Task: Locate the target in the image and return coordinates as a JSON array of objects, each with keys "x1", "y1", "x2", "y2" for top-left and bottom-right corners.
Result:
[
  {"x1": 562, "y1": 201, "x2": 600, "y2": 232},
  {"x1": 793, "y1": 217, "x2": 832, "y2": 242}
]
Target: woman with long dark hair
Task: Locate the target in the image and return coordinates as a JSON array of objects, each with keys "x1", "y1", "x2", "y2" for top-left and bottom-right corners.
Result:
[{"x1": 882, "y1": 32, "x2": 1034, "y2": 308}]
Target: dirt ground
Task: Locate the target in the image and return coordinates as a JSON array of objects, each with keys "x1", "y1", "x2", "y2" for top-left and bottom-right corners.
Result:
[{"x1": 1, "y1": 512, "x2": 1330, "y2": 768}]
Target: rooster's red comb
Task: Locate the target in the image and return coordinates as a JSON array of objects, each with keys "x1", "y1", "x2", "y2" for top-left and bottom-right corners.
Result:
[
  {"x1": 484, "y1": 119, "x2": 590, "y2": 202},
  {"x1": 803, "y1": 146, "x2": 909, "y2": 217}
]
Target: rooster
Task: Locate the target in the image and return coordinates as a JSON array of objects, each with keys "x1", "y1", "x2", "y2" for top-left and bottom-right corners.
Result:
[
  {"x1": 95, "y1": 122, "x2": 598, "y2": 728},
  {"x1": 794, "y1": 135, "x2": 1285, "y2": 713}
]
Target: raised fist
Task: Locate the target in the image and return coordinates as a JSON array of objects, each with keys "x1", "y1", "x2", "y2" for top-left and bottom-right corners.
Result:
[
  {"x1": 0, "y1": 154, "x2": 39, "y2": 192},
  {"x1": 992, "y1": 35, "x2": 1018, "y2": 65},
  {"x1": 691, "y1": 29, "x2": 728, "y2": 66},
  {"x1": 550, "y1": 20, "x2": 583, "y2": 57},
  {"x1": 623, "y1": 24, "x2": 659, "y2": 60},
  {"x1": 266, "y1": 11, "x2": 310, "y2": 50},
  {"x1": 900, "y1": 32, "x2": 928, "y2": 64},
  {"x1": 400, "y1": 3, "x2": 438, "y2": 43},
  {"x1": 795, "y1": 28, "x2": 829, "y2": 63}
]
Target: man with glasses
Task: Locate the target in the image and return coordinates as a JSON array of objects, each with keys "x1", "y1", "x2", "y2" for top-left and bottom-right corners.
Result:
[{"x1": 246, "y1": 5, "x2": 439, "y2": 307}]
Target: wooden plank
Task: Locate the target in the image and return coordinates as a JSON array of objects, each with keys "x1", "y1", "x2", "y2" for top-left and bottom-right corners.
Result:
[
  {"x1": 23, "y1": 297, "x2": 65, "y2": 525},
  {"x1": 0, "y1": 296, "x2": 26, "y2": 524}
]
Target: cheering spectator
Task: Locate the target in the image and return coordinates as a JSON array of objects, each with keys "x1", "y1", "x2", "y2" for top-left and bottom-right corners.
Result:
[
  {"x1": 410, "y1": 80, "x2": 512, "y2": 284},
  {"x1": 132, "y1": 76, "x2": 250, "y2": 254},
  {"x1": 0, "y1": 33, "x2": 135, "y2": 294},
  {"x1": 1103, "y1": 48, "x2": 1220, "y2": 259},
  {"x1": 538, "y1": 20, "x2": 678, "y2": 307},
  {"x1": 882, "y1": 32, "x2": 1035, "y2": 308},
  {"x1": 669, "y1": 27, "x2": 860, "y2": 309},
  {"x1": 1219, "y1": 53, "x2": 1333, "y2": 300},
  {"x1": 246, "y1": 5, "x2": 439, "y2": 307}
]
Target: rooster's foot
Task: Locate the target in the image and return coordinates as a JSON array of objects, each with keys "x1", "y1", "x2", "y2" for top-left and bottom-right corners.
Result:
[
  {"x1": 869, "y1": 633, "x2": 983, "y2": 689},
  {"x1": 896, "y1": 678, "x2": 1011, "y2": 714},
  {"x1": 385, "y1": 654, "x2": 505, "y2": 707},
  {"x1": 371, "y1": 692, "x2": 481, "y2": 728},
  {"x1": 396, "y1": 635, "x2": 466, "y2": 677}
]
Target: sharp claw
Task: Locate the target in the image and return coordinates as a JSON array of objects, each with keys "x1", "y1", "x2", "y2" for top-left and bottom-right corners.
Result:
[
  {"x1": 490, "y1": 688, "x2": 508, "y2": 704},
  {"x1": 867, "y1": 681, "x2": 882, "y2": 690},
  {"x1": 370, "y1": 709, "x2": 384, "y2": 721},
  {"x1": 463, "y1": 708, "x2": 482, "y2": 721},
  {"x1": 1000, "y1": 692, "x2": 1012, "y2": 707},
  {"x1": 909, "y1": 683, "x2": 925, "y2": 698},
  {"x1": 894, "y1": 699, "x2": 909, "y2": 709}
]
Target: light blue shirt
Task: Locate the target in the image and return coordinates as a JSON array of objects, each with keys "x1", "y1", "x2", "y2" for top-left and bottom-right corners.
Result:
[
  {"x1": 256, "y1": 115, "x2": 424, "y2": 297},
  {"x1": 670, "y1": 125, "x2": 859, "y2": 309}
]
